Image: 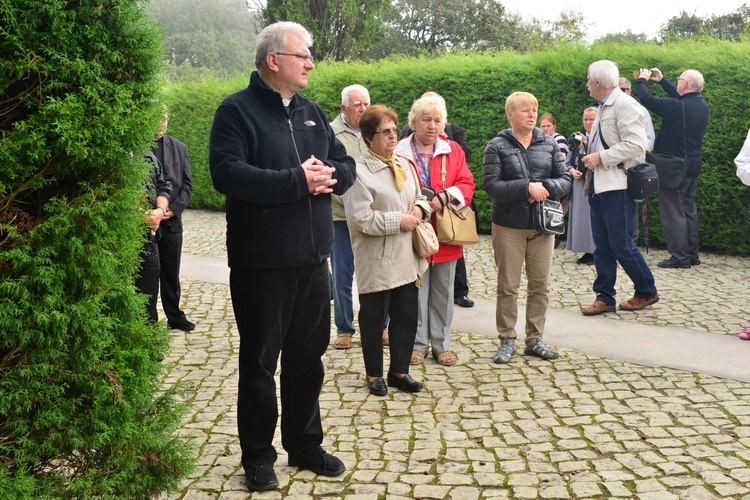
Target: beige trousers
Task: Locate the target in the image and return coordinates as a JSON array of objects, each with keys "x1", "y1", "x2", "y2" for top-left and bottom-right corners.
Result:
[{"x1": 491, "y1": 223, "x2": 554, "y2": 345}]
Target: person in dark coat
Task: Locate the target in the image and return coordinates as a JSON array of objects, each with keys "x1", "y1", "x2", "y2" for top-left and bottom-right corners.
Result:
[
  {"x1": 137, "y1": 152, "x2": 171, "y2": 324},
  {"x1": 208, "y1": 21, "x2": 356, "y2": 492},
  {"x1": 152, "y1": 110, "x2": 195, "y2": 331},
  {"x1": 483, "y1": 91, "x2": 571, "y2": 364},
  {"x1": 636, "y1": 67, "x2": 709, "y2": 269}
]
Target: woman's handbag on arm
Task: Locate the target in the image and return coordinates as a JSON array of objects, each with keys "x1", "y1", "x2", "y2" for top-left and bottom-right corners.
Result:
[
  {"x1": 434, "y1": 156, "x2": 479, "y2": 245},
  {"x1": 413, "y1": 220, "x2": 439, "y2": 257}
]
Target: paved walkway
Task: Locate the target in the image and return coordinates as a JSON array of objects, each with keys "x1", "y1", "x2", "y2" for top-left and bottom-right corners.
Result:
[{"x1": 165, "y1": 209, "x2": 750, "y2": 499}]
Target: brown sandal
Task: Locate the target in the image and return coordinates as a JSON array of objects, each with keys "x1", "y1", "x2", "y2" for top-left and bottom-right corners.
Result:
[
  {"x1": 432, "y1": 350, "x2": 457, "y2": 366},
  {"x1": 410, "y1": 349, "x2": 427, "y2": 365},
  {"x1": 334, "y1": 333, "x2": 353, "y2": 350}
]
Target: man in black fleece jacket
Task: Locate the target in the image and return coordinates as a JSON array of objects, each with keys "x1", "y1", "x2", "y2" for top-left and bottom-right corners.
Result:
[{"x1": 208, "y1": 21, "x2": 356, "y2": 492}]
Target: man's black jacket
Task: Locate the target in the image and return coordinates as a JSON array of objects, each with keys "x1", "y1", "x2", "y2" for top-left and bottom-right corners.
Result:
[{"x1": 209, "y1": 71, "x2": 356, "y2": 269}]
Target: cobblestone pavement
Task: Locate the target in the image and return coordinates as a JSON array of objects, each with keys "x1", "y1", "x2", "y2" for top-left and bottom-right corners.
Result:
[{"x1": 165, "y1": 209, "x2": 750, "y2": 499}]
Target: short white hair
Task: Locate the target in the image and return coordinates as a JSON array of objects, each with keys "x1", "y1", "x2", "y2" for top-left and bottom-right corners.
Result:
[
  {"x1": 254, "y1": 22, "x2": 313, "y2": 69},
  {"x1": 588, "y1": 60, "x2": 619, "y2": 89},
  {"x1": 341, "y1": 84, "x2": 370, "y2": 106},
  {"x1": 408, "y1": 95, "x2": 447, "y2": 130}
]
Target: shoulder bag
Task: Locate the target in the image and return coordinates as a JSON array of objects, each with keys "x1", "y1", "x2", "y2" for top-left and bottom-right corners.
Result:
[
  {"x1": 434, "y1": 155, "x2": 479, "y2": 245},
  {"x1": 512, "y1": 144, "x2": 566, "y2": 236},
  {"x1": 600, "y1": 133, "x2": 660, "y2": 202},
  {"x1": 404, "y1": 159, "x2": 439, "y2": 257},
  {"x1": 531, "y1": 199, "x2": 565, "y2": 235},
  {"x1": 649, "y1": 102, "x2": 688, "y2": 189},
  {"x1": 413, "y1": 220, "x2": 439, "y2": 258}
]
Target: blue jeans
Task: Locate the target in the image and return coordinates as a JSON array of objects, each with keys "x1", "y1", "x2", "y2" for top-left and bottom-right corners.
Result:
[
  {"x1": 331, "y1": 221, "x2": 355, "y2": 334},
  {"x1": 589, "y1": 188, "x2": 657, "y2": 305}
]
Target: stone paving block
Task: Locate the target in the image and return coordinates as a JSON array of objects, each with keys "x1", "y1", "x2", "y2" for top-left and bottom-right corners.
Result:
[
  {"x1": 714, "y1": 484, "x2": 750, "y2": 496},
  {"x1": 569, "y1": 481, "x2": 603, "y2": 497},
  {"x1": 413, "y1": 484, "x2": 452, "y2": 498},
  {"x1": 601, "y1": 481, "x2": 633, "y2": 497},
  {"x1": 511, "y1": 486, "x2": 541, "y2": 499}
]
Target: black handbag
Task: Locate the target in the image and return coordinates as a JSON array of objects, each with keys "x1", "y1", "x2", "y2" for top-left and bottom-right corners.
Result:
[
  {"x1": 625, "y1": 163, "x2": 659, "y2": 201},
  {"x1": 599, "y1": 131, "x2": 659, "y2": 201},
  {"x1": 532, "y1": 199, "x2": 565, "y2": 235},
  {"x1": 650, "y1": 153, "x2": 688, "y2": 189}
]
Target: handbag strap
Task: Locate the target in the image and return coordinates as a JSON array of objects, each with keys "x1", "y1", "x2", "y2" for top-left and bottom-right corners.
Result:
[
  {"x1": 440, "y1": 154, "x2": 447, "y2": 189},
  {"x1": 679, "y1": 101, "x2": 687, "y2": 157}
]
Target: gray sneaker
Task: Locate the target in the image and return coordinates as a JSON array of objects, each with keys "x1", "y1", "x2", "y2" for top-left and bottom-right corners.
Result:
[
  {"x1": 524, "y1": 339, "x2": 560, "y2": 360},
  {"x1": 492, "y1": 340, "x2": 516, "y2": 364}
]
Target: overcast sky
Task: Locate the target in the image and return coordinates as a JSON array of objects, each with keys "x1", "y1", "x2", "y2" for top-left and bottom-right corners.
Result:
[{"x1": 500, "y1": 0, "x2": 746, "y2": 41}]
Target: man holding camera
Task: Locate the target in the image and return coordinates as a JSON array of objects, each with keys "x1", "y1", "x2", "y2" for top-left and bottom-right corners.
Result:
[{"x1": 635, "y1": 68, "x2": 709, "y2": 269}]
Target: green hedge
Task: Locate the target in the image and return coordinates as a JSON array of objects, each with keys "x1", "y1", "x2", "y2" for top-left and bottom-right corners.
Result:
[{"x1": 165, "y1": 39, "x2": 750, "y2": 254}]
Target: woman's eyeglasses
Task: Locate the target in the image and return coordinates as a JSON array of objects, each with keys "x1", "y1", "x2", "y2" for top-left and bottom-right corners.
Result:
[{"x1": 378, "y1": 128, "x2": 399, "y2": 137}]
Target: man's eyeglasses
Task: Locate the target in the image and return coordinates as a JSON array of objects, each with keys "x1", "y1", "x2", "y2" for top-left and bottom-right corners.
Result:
[
  {"x1": 275, "y1": 52, "x2": 314, "y2": 63},
  {"x1": 378, "y1": 128, "x2": 399, "y2": 137}
]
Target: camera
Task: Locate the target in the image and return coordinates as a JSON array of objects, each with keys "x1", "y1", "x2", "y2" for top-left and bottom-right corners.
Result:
[{"x1": 569, "y1": 132, "x2": 585, "y2": 149}]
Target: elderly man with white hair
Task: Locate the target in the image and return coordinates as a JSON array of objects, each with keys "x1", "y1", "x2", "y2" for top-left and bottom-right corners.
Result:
[
  {"x1": 330, "y1": 84, "x2": 370, "y2": 350},
  {"x1": 581, "y1": 60, "x2": 659, "y2": 317}
]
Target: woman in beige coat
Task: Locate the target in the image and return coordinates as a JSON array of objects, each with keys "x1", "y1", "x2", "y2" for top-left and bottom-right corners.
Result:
[{"x1": 343, "y1": 105, "x2": 431, "y2": 396}]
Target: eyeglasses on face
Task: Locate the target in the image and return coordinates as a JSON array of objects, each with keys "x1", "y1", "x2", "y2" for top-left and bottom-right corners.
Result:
[
  {"x1": 378, "y1": 128, "x2": 399, "y2": 137},
  {"x1": 275, "y1": 52, "x2": 314, "y2": 63},
  {"x1": 619, "y1": 87, "x2": 631, "y2": 92}
]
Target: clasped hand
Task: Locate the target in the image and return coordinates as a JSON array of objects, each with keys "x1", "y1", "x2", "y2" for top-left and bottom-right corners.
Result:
[
  {"x1": 303, "y1": 155, "x2": 337, "y2": 195},
  {"x1": 400, "y1": 206, "x2": 423, "y2": 231},
  {"x1": 527, "y1": 181, "x2": 549, "y2": 204}
]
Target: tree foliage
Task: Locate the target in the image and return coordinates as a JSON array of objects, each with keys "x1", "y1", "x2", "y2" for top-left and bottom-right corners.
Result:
[
  {"x1": 146, "y1": 0, "x2": 258, "y2": 79},
  {"x1": 0, "y1": 0, "x2": 194, "y2": 496},
  {"x1": 660, "y1": 4, "x2": 750, "y2": 41},
  {"x1": 594, "y1": 30, "x2": 653, "y2": 45},
  {"x1": 367, "y1": 0, "x2": 587, "y2": 56},
  {"x1": 257, "y1": 0, "x2": 390, "y2": 61}
]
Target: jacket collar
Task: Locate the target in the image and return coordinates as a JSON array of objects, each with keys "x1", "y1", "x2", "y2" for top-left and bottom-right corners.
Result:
[
  {"x1": 248, "y1": 71, "x2": 309, "y2": 113},
  {"x1": 394, "y1": 134, "x2": 452, "y2": 162},
  {"x1": 497, "y1": 127, "x2": 546, "y2": 146}
]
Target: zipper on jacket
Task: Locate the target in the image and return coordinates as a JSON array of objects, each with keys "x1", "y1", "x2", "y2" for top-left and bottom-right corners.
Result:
[{"x1": 288, "y1": 113, "x2": 316, "y2": 260}]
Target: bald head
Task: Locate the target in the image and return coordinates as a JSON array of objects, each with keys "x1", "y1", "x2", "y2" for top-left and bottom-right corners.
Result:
[{"x1": 680, "y1": 70, "x2": 704, "y2": 93}]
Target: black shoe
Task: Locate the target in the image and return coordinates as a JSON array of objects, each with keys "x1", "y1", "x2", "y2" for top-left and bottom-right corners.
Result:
[
  {"x1": 245, "y1": 464, "x2": 278, "y2": 491},
  {"x1": 168, "y1": 318, "x2": 195, "y2": 331},
  {"x1": 691, "y1": 257, "x2": 701, "y2": 265},
  {"x1": 454, "y1": 295, "x2": 474, "y2": 308},
  {"x1": 289, "y1": 450, "x2": 346, "y2": 477},
  {"x1": 576, "y1": 253, "x2": 594, "y2": 265},
  {"x1": 367, "y1": 377, "x2": 387, "y2": 396},
  {"x1": 657, "y1": 258, "x2": 690, "y2": 269},
  {"x1": 387, "y1": 372, "x2": 423, "y2": 393}
]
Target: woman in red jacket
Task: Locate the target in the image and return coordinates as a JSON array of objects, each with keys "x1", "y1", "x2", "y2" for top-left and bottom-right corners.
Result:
[{"x1": 395, "y1": 95, "x2": 475, "y2": 366}]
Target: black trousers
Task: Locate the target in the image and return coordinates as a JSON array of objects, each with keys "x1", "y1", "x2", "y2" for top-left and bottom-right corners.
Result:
[
  {"x1": 230, "y1": 262, "x2": 330, "y2": 468},
  {"x1": 158, "y1": 228, "x2": 187, "y2": 323},
  {"x1": 358, "y1": 282, "x2": 418, "y2": 378},
  {"x1": 135, "y1": 240, "x2": 160, "y2": 323},
  {"x1": 454, "y1": 255, "x2": 468, "y2": 297}
]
